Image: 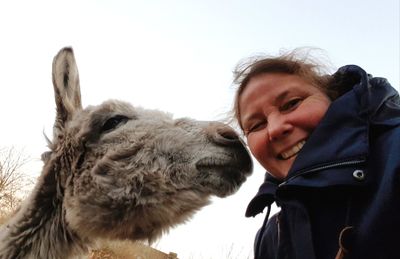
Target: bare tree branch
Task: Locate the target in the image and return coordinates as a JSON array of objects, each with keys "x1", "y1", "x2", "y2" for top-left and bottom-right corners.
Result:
[{"x1": 0, "y1": 146, "x2": 32, "y2": 216}]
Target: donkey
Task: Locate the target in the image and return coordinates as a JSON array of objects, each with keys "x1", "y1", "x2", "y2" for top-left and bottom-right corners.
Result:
[{"x1": 0, "y1": 47, "x2": 252, "y2": 259}]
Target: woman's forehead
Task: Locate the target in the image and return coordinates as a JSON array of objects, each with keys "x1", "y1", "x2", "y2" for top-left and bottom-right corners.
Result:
[
  {"x1": 238, "y1": 73, "x2": 327, "y2": 118},
  {"x1": 240, "y1": 74, "x2": 305, "y2": 101}
]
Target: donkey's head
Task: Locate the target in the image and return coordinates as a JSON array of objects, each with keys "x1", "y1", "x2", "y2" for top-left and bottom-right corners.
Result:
[{"x1": 48, "y1": 47, "x2": 252, "y2": 242}]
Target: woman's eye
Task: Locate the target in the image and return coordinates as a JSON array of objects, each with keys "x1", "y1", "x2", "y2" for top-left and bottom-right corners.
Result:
[
  {"x1": 281, "y1": 98, "x2": 302, "y2": 112},
  {"x1": 101, "y1": 115, "x2": 129, "y2": 133},
  {"x1": 245, "y1": 121, "x2": 267, "y2": 135}
]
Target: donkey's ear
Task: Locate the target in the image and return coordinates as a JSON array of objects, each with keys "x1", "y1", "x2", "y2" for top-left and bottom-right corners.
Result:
[{"x1": 52, "y1": 47, "x2": 83, "y2": 137}]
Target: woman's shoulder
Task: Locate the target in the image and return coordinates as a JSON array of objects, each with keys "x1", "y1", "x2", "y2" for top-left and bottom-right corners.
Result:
[{"x1": 261, "y1": 212, "x2": 280, "y2": 242}]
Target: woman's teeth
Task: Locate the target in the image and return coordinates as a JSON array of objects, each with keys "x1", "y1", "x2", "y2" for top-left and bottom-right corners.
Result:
[{"x1": 280, "y1": 140, "x2": 306, "y2": 160}]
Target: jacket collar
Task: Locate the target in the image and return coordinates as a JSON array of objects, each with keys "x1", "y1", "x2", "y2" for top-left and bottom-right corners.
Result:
[
  {"x1": 245, "y1": 173, "x2": 281, "y2": 217},
  {"x1": 245, "y1": 65, "x2": 391, "y2": 217}
]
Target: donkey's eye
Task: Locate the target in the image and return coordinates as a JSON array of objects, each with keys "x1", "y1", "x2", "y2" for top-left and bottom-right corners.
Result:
[{"x1": 101, "y1": 115, "x2": 129, "y2": 133}]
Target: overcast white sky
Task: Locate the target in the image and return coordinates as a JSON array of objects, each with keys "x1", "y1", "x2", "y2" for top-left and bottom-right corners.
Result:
[{"x1": 0, "y1": 0, "x2": 398, "y2": 258}]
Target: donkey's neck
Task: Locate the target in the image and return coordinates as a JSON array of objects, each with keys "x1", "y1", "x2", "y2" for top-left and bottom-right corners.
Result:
[{"x1": 0, "y1": 164, "x2": 87, "y2": 259}]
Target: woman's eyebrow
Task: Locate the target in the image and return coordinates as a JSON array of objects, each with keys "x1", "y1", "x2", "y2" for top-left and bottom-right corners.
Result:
[
  {"x1": 242, "y1": 90, "x2": 291, "y2": 123},
  {"x1": 242, "y1": 114, "x2": 259, "y2": 127},
  {"x1": 275, "y1": 90, "x2": 290, "y2": 104}
]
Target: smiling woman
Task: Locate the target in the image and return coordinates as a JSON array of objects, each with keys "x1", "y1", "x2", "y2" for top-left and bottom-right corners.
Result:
[
  {"x1": 238, "y1": 73, "x2": 331, "y2": 179},
  {"x1": 231, "y1": 49, "x2": 400, "y2": 259}
]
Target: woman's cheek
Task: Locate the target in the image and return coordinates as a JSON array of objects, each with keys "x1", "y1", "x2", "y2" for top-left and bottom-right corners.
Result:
[{"x1": 247, "y1": 132, "x2": 267, "y2": 164}]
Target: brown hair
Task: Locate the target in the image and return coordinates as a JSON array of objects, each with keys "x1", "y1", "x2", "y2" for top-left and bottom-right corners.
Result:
[{"x1": 232, "y1": 49, "x2": 338, "y2": 130}]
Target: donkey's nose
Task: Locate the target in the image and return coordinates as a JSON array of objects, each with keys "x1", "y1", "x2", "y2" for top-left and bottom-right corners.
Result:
[{"x1": 208, "y1": 122, "x2": 241, "y2": 145}]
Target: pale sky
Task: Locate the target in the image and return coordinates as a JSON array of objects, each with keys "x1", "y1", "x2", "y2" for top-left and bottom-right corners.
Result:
[{"x1": 0, "y1": 0, "x2": 398, "y2": 258}]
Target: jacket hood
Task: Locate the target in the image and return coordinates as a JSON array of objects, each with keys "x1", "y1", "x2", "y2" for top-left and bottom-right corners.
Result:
[{"x1": 246, "y1": 65, "x2": 400, "y2": 217}]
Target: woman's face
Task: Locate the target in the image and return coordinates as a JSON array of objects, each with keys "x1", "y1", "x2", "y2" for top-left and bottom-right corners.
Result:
[{"x1": 238, "y1": 73, "x2": 331, "y2": 179}]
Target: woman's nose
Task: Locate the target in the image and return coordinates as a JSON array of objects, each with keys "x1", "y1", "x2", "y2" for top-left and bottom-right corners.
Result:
[{"x1": 267, "y1": 116, "x2": 293, "y2": 141}]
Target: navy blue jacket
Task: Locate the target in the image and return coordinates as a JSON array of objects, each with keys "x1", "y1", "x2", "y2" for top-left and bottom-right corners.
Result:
[{"x1": 246, "y1": 65, "x2": 400, "y2": 259}]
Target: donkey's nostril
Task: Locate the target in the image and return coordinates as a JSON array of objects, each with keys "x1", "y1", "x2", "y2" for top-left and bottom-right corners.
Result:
[
  {"x1": 205, "y1": 122, "x2": 242, "y2": 145},
  {"x1": 217, "y1": 127, "x2": 239, "y2": 141}
]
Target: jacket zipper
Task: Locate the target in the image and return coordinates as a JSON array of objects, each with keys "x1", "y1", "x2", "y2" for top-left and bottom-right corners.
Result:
[
  {"x1": 278, "y1": 158, "x2": 366, "y2": 187},
  {"x1": 276, "y1": 211, "x2": 281, "y2": 251}
]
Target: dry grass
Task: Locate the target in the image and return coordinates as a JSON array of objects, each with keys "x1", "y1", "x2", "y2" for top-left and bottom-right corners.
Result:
[
  {"x1": 0, "y1": 210, "x2": 15, "y2": 225},
  {"x1": 1, "y1": 214, "x2": 177, "y2": 259},
  {"x1": 89, "y1": 240, "x2": 178, "y2": 259},
  {"x1": 0, "y1": 215, "x2": 8, "y2": 225}
]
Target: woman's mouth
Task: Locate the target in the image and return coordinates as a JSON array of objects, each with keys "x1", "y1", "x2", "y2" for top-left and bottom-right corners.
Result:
[{"x1": 279, "y1": 140, "x2": 306, "y2": 160}]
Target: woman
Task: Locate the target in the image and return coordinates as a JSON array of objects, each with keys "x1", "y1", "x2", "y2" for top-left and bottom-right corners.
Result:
[{"x1": 232, "y1": 50, "x2": 400, "y2": 259}]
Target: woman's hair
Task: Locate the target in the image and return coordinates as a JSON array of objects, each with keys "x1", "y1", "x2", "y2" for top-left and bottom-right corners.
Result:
[{"x1": 231, "y1": 48, "x2": 340, "y2": 130}]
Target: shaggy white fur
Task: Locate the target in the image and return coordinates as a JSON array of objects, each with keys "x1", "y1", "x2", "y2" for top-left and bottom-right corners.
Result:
[{"x1": 0, "y1": 47, "x2": 252, "y2": 259}]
